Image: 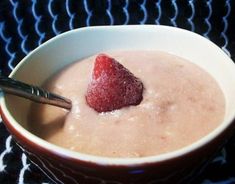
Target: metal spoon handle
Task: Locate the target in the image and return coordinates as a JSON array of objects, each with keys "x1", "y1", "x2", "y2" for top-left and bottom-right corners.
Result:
[{"x1": 0, "y1": 76, "x2": 72, "y2": 110}]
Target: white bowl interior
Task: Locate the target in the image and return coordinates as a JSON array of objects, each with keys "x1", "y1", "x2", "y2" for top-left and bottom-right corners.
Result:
[{"x1": 2, "y1": 25, "x2": 235, "y2": 165}]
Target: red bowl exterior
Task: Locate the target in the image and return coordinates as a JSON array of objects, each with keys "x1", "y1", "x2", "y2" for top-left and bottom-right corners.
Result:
[{"x1": 1, "y1": 106, "x2": 235, "y2": 184}]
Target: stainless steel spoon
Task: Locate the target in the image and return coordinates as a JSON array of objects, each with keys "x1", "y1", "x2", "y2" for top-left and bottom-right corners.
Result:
[{"x1": 0, "y1": 76, "x2": 72, "y2": 110}]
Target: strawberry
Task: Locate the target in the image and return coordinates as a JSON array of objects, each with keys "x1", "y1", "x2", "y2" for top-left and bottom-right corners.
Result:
[{"x1": 85, "y1": 54, "x2": 143, "y2": 113}]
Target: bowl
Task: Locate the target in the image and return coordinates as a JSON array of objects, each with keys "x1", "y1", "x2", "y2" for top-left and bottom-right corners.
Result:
[{"x1": 1, "y1": 25, "x2": 235, "y2": 184}]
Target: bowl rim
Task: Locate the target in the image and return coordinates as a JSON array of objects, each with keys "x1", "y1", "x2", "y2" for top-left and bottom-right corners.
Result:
[{"x1": 1, "y1": 25, "x2": 235, "y2": 167}]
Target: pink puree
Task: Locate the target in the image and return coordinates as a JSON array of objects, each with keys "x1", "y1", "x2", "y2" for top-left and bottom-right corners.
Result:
[{"x1": 28, "y1": 51, "x2": 225, "y2": 158}]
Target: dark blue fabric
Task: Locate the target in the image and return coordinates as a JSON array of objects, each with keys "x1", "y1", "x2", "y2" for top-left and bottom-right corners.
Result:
[{"x1": 0, "y1": 0, "x2": 235, "y2": 183}]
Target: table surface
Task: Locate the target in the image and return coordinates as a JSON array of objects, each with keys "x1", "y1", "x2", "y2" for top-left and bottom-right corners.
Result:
[{"x1": 0, "y1": 1, "x2": 235, "y2": 183}]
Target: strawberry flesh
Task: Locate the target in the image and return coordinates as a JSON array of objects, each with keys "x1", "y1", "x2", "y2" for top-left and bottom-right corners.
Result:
[{"x1": 85, "y1": 54, "x2": 143, "y2": 113}]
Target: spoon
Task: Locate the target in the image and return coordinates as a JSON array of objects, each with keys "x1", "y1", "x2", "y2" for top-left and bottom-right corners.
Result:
[{"x1": 0, "y1": 76, "x2": 72, "y2": 110}]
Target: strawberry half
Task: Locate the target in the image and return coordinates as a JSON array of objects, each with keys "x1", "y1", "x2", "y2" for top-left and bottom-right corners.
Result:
[{"x1": 85, "y1": 54, "x2": 144, "y2": 113}]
